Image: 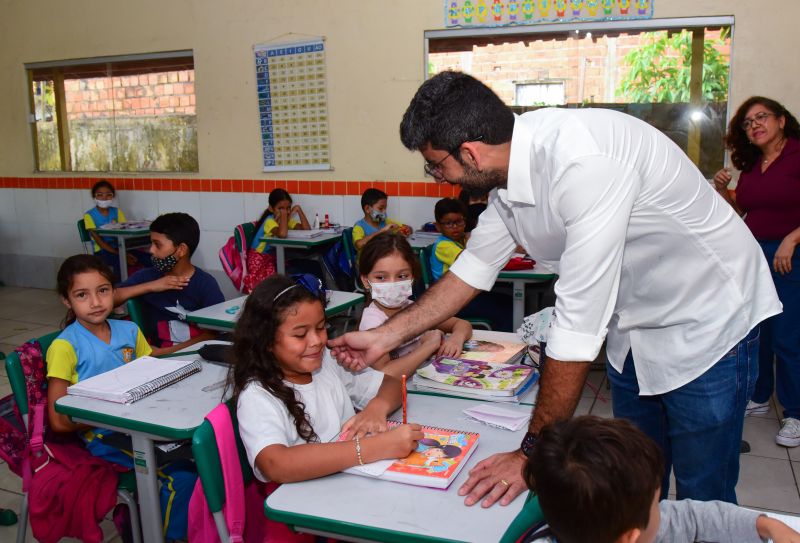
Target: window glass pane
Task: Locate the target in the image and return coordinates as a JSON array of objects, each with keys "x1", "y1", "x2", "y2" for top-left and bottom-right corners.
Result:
[
  {"x1": 428, "y1": 26, "x2": 731, "y2": 177},
  {"x1": 66, "y1": 75, "x2": 114, "y2": 171},
  {"x1": 32, "y1": 79, "x2": 61, "y2": 171},
  {"x1": 107, "y1": 69, "x2": 198, "y2": 172},
  {"x1": 28, "y1": 55, "x2": 197, "y2": 172}
]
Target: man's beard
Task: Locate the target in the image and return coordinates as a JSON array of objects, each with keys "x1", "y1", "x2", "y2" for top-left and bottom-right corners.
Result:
[{"x1": 450, "y1": 161, "x2": 507, "y2": 192}]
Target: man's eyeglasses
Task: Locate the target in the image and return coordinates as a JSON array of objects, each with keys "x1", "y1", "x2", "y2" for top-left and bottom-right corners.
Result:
[
  {"x1": 423, "y1": 136, "x2": 484, "y2": 178},
  {"x1": 741, "y1": 112, "x2": 776, "y2": 131},
  {"x1": 439, "y1": 219, "x2": 466, "y2": 229}
]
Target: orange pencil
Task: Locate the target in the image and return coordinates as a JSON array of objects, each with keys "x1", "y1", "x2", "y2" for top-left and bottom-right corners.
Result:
[{"x1": 402, "y1": 374, "x2": 408, "y2": 424}]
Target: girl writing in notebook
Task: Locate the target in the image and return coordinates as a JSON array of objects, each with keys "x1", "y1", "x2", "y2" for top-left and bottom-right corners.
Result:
[
  {"x1": 231, "y1": 274, "x2": 422, "y2": 483},
  {"x1": 46, "y1": 254, "x2": 196, "y2": 540},
  {"x1": 245, "y1": 188, "x2": 321, "y2": 293},
  {"x1": 358, "y1": 233, "x2": 473, "y2": 378}
]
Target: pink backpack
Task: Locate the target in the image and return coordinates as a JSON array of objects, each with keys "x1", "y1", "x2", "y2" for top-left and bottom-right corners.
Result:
[
  {"x1": 0, "y1": 340, "x2": 49, "y2": 480},
  {"x1": 187, "y1": 404, "x2": 314, "y2": 543},
  {"x1": 219, "y1": 223, "x2": 258, "y2": 293}
]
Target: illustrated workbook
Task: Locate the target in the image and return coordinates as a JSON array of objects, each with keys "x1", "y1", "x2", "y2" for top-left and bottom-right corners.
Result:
[
  {"x1": 415, "y1": 357, "x2": 534, "y2": 397},
  {"x1": 339, "y1": 423, "x2": 479, "y2": 489}
]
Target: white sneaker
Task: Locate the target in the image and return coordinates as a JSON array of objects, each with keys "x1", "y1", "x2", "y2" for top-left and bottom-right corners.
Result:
[
  {"x1": 776, "y1": 418, "x2": 800, "y2": 448},
  {"x1": 745, "y1": 400, "x2": 770, "y2": 416}
]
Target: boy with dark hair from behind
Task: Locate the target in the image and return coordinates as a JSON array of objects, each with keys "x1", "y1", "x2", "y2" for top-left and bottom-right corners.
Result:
[
  {"x1": 114, "y1": 212, "x2": 224, "y2": 355},
  {"x1": 430, "y1": 197, "x2": 513, "y2": 331},
  {"x1": 352, "y1": 188, "x2": 412, "y2": 251},
  {"x1": 521, "y1": 416, "x2": 799, "y2": 543}
]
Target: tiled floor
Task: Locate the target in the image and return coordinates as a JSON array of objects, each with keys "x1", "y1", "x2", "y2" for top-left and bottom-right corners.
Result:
[{"x1": 0, "y1": 285, "x2": 798, "y2": 542}]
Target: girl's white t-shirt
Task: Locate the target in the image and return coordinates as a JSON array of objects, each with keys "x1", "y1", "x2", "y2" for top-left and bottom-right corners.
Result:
[{"x1": 237, "y1": 348, "x2": 384, "y2": 482}]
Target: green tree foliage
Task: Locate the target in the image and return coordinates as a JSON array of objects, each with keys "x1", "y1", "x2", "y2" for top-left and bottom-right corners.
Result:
[{"x1": 617, "y1": 29, "x2": 729, "y2": 103}]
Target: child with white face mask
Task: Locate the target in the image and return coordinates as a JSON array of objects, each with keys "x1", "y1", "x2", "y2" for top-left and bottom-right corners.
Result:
[
  {"x1": 358, "y1": 233, "x2": 473, "y2": 378},
  {"x1": 82, "y1": 179, "x2": 149, "y2": 280}
]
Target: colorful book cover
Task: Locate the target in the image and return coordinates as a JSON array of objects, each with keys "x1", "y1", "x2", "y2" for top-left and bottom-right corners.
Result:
[
  {"x1": 458, "y1": 338, "x2": 527, "y2": 364},
  {"x1": 416, "y1": 357, "x2": 533, "y2": 395},
  {"x1": 386, "y1": 425, "x2": 479, "y2": 480},
  {"x1": 340, "y1": 423, "x2": 480, "y2": 489}
]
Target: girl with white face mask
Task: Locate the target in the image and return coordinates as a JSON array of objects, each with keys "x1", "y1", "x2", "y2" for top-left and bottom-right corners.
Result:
[
  {"x1": 358, "y1": 233, "x2": 473, "y2": 378},
  {"x1": 82, "y1": 180, "x2": 149, "y2": 280}
]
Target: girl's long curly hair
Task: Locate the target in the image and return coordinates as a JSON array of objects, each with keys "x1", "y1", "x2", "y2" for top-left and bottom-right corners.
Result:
[
  {"x1": 228, "y1": 275, "x2": 326, "y2": 442},
  {"x1": 725, "y1": 96, "x2": 800, "y2": 172}
]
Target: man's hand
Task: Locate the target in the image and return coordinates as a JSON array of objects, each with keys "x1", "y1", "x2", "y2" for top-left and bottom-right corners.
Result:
[
  {"x1": 458, "y1": 450, "x2": 527, "y2": 507},
  {"x1": 328, "y1": 328, "x2": 397, "y2": 371}
]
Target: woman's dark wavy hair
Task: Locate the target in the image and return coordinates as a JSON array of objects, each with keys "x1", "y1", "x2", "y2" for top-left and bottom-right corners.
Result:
[
  {"x1": 227, "y1": 275, "x2": 325, "y2": 442},
  {"x1": 726, "y1": 96, "x2": 800, "y2": 172},
  {"x1": 56, "y1": 254, "x2": 115, "y2": 327},
  {"x1": 255, "y1": 188, "x2": 293, "y2": 228}
]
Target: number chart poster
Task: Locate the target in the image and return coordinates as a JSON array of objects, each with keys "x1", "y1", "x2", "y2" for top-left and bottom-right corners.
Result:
[
  {"x1": 445, "y1": 0, "x2": 654, "y2": 28},
  {"x1": 254, "y1": 39, "x2": 331, "y2": 172}
]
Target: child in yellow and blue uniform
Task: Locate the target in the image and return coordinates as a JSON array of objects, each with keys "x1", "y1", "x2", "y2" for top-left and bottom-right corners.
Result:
[
  {"x1": 352, "y1": 188, "x2": 412, "y2": 251},
  {"x1": 430, "y1": 197, "x2": 513, "y2": 331},
  {"x1": 46, "y1": 254, "x2": 196, "y2": 541},
  {"x1": 246, "y1": 188, "x2": 324, "y2": 292},
  {"x1": 83, "y1": 179, "x2": 149, "y2": 279}
]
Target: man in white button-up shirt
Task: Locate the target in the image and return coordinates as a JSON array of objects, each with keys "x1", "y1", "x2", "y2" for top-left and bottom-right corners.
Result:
[{"x1": 330, "y1": 72, "x2": 781, "y2": 508}]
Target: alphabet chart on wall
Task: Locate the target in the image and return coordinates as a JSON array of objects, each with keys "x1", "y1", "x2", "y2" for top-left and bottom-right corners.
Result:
[{"x1": 254, "y1": 38, "x2": 331, "y2": 172}]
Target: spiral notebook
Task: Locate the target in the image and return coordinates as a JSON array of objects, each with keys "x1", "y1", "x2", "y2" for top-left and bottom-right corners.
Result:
[
  {"x1": 339, "y1": 422, "x2": 480, "y2": 489},
  {"x1": 67, "y1": 356, "x2": 202, "y2": 404}
]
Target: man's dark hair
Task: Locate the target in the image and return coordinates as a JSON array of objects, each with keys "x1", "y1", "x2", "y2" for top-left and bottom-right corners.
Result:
[
  {"x1": 361, "y1": 188, "x2": 388, "y2": 211},
  {"x1": 150, "y1": 212, "x2": 200, "y2": 256},
  {"x1": 434, "y1": 197, "x2": 466, "y2": 222},
  {"x1": 525, "y1": 416, "x2": 664, "y2": 543},
  {"x1": 399, "y1": 71, "x2": 514, "y2": 154}
]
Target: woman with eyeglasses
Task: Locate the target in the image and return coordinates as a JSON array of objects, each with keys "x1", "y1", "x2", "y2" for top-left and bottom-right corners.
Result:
[{"x1": 714, "y1": 97, "x2": 800, "y2": 448}]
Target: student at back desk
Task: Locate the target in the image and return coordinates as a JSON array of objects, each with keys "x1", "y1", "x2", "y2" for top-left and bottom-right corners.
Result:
[{"x1": 113, "y1": 212, "x2": 224, "y2": 355}]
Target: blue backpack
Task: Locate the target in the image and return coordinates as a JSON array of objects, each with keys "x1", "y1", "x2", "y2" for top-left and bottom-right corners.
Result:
[{"x1": 322, "y1": 240, "x2": 353, "y2": 291}]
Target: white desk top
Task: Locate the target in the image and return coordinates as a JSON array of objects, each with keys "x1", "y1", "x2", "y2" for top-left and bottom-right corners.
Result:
[
  {"x1": 55, "y1": 360, "x2": 229, "y2": 440},
  {"x1": 186, "y1": 290, "x2": 364, "y2": 331},
  {"x1": 261, "y1": 231, "x2": 342, "y2": 247},
  {"x1": 266, "y1": 393, "x2": 530, "y2": 543}
]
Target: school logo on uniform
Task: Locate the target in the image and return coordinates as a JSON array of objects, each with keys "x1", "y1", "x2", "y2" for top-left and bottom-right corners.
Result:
[{"x1": 122, "y1": 347, "x2": 134, "y2": 363}]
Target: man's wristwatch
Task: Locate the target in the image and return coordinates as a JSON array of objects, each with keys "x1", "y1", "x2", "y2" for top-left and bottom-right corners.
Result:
[{"x1": 520, "y1": 431, "x2": 538, "y2": 458}]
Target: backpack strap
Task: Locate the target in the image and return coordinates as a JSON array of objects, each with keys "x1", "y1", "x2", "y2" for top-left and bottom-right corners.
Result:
[
  {"x1": 206, "y1": 404, "x2": 245, "y2": 543},
  {"x1": 234, "y1": 224, "x2": 249, "y2": 288},
  {"x1": 15, "y1": 339, "x2": 48, "y2": 492}
]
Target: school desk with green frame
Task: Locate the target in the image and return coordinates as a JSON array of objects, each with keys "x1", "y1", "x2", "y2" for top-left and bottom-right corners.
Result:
[
  {"x1": 261, "y1": 231, "x2": 342, "y2": 274},
  {"x1": 92, "y1": 221, "x2": 152, "y2": 281},
  {"x1": 54, "y1": 356, "x2": 229, "y2": 543},
  {"x1": 496, "y1": 266, "x2": 556, "y2": 331},
  {"x1": 265, "y1": 393, "x2": 531, "y2": 543},
  {"x1": 185, "y1": 290, "x2": 365, "y2": 331}
]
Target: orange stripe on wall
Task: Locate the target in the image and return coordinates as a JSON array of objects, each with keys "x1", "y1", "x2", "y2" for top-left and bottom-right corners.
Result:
[{"x1": 0, "y1": 177, "x2": 462, "y2": 198}]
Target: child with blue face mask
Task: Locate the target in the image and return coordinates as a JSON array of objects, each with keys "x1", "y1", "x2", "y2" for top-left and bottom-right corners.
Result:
[
  {"x1": 352, "y1": 188, "x2": 412, "y2": 252},
  {"x1": 357, "y1": 233, "x2": 472, "y2": 378},
  {"x1": 113, "y1": 212, "x2": 224, "y2": 355}
]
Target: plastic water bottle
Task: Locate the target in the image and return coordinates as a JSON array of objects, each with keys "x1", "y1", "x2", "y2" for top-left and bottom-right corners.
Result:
[{"x1": 312, "y1": 213, "x2": 320, "y2": 229}]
